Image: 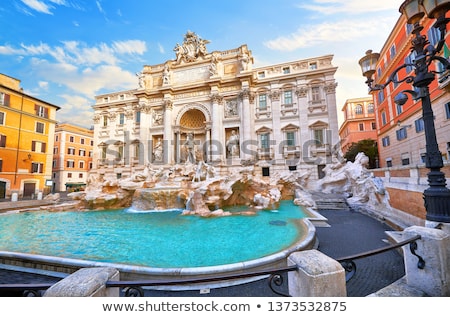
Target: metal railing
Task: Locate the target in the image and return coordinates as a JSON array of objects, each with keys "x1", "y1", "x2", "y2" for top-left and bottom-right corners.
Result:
[
  {"x1": 336, "y1": 234, "x2": 423, "y2": 281},
  {"x1": 0, "y1": 235, "x2": 423, "y2": 297}
]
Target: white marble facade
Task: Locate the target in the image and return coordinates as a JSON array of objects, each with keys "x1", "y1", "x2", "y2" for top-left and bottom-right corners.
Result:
[{"x1": 92, "y1": 32, "x2": 339, "y2": 179}]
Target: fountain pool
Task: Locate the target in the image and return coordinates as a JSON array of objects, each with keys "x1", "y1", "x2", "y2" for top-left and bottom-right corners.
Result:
[{"x1": 0, "y1": 200, "x2": 317, "y2": 286}]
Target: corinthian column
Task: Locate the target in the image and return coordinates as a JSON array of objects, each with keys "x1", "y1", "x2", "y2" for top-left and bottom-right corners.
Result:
[
  {"x1": 240, "y1": 88, "x2": 253, "y2": 159},
  {"x1": 210, "y1": 92, "x2": 223, "y2": 162},
  {"x1": 163, "y1": 99, "x2": 173, "y2": 164}
]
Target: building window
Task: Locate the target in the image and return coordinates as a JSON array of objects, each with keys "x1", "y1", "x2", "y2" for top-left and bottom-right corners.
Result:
[
  {"x1": 396, "y1": 103, "x2": 403, "y2": 115},
  {"x1": 286, "y1": 131, "x2": 295, "y2": 147},
  {"x1": 55, "y1": 135, "x2": 59, "y2": 142},
  {"x1": 311, "y1": 87, "x2": 321, "y2": 102},
  {"x1": 67, "y1": 147, "x2": 75, "y2": 155},
  {"x1": 401, "y1": 153, "x2": 410, "y2": 166},
  {"x1": 386, "y1": 158, "x2": 393, "y2": 167},
  {"x1": 0, "y1": 159, "x2": 2, "y2": 172},
  {"x1": 382, "y1": 136, "x2": 390, "y2": 147},
  {"x1": 283, "y1": 90, "x2": 293, "y2": 105},
  {"x1": 68, "y1": 172, "x2": 72, "y2": 178},
  {"x1": 368, "y1": 103, "x2": 374, "y2": 114},
  {"x1": 66, "y1": 160, "x2": 75, "y2": 168},
  {"x1": 390, "y1": 44, "x2": 396, "y2": 59},
  {"x1": 0, "y1": 93, "x2": 10, "y2": 106},
  {"x1": 358, "y1": 123, "x2": 364, "y2": 131},
  {"x1": 81, "y1": 138, "x2": 85, "y2": 145},
  {"x1": 445, "y1": 102, "x2": 450, "y2": 119},
  {"x1": 31, "y1": 141, "x2": 46, "y2": 153},
  {"x1": 103, "y1": 115, "x2": 108, "y2": 127},
  {"x1": 262, "y1": 167, "x2": 270, "y2": 176},
  {"x1": 52, "y1": 160, "x2": 57, "y2": 168},
  {"x1": 415, "y1": 118, "x2": 424, "y2": 132},
  {"x1": 31, "y1": 162, "x2": 44, "y2": 173},
  {"x1": 53, "y1": 147, "x2": 58, "y2": 154},
  {"x1": 119, "y1": 113, "x2": 125, "y2": 125},
  {"x1": 35, "y1": 105, "x2": 48, "y2": 118},
  {"x1": 79, "y1": 161, "x2": 84, "y2": 168},
  {"x1": 381, "y1": 111, "x2": 387, "y2": 126},
  {"x1": 79, "y1": 149, "x2": 86, "y2": 156},
  {"x1": 405, "y1": 51, "x2": 417, "y2": 73},
  {"x1": 134, "y1": 143, "x2": 140, "y2": 159},
  {"x1": 101, "y1": 147, "x2": 107, "y2": 159},
  {"x1": 69, "y1": 136, "x2": 74, "y2": 142},
  {"x1": 260, "y1": 133, "x2": 270, "y2": 149},
  {"x1": 36, "y1": 122, "x2": 45, "y2": 134},
  {"x1": 135, "y1": 111, "x2": 141, "y2": 124},
  {"x1": 371, "y1": 122, "x2": 376, "y2": 130},
  {"x1": 89, "y1": 162, "x2": 93, "y2": 169},
  {"x1": 79, "y1": 173, "x2": 83, "y2": 178},
  {"x1": 396, "y1": 127, "x2": 408, "y2": 140},
  {"x1": 355, "y1": 104, "x2": 363, "y2": 115},
  {"x1": 259, "y1": 94, "x2": 267, "y2": 110},
  {"x1": 89, "y1": 150, "x2": 93, "y2": 157},
  {"x1": 313, "y1": 129, "x2": 324, "y2": 145},
  {"x1": 0, "y1": 112, "x2": 5, "y2": 125},
  {"x1": 0, "y1": 135, "x2": 6, "y2": 147},
  {"x1": 288, "y1": 165, "x2": 297, "y2": 171},
  {"x1": 427, "y1": 27, "x2": 441, "y2": 46},
  {"x1": 378, "y1": 90, "x2": 385, "y2": 103}
]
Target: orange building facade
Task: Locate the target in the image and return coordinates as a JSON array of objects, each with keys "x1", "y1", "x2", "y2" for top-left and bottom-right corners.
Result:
[
  {"x1": 52, "y1": 123, "x2": 93, "y2": 192},
  {"x1": 0, "y1": 73, "x2": 60, "y2": 199},
  {"x1": 339, "y1": 96, "x2": 377, "y2": 154},
  {"x1": 370, "y1": 13, "x2": 450, "y2": 168}
]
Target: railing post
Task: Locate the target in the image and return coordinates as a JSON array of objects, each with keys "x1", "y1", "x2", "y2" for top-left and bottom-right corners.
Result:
[
  {"x1": 287, "y1": 250, "x2": 346, "y2": 297},
  {"x1": 402, "y1": 226, "x2": 450, "y2": 296},
  {"x1": 43, "y1": 267, "x2": 120, "y2": 297}
]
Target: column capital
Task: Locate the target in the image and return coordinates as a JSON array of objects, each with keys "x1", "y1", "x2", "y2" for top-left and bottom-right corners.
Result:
[{"x1": 210, "y1": 93, "x2": 224, "y2": 105}]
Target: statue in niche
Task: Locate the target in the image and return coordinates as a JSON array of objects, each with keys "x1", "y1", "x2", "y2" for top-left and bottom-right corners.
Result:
[
  {"x1": 153, "y1": 138, "x2": 163, "y2": 162},
  {"x1": 226, "y1": 130, "x2": 240, "y2": 157},
  {"x1": 183, "y1": 133, "x2": 196, "y2": 164},
  {"x1": 162, "y1": 64, "x2": 171, "y2": 85}
]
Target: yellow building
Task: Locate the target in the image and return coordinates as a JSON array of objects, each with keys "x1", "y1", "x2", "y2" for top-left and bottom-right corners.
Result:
[
  {"x1": 0, "y1": 73, "x2": 60, "y2": 199},
  {"x1": 52, "y1": 123, "x2": 93, "y2": 192}
]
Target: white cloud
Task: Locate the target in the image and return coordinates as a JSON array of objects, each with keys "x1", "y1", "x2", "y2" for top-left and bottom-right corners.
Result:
[
  {"x1": 264, "y1": 16, "x2": 394, "y2": 51},
  {"x1": 112, "y1": 40, "x2": 147, "y2": 55},
  {"x1": 21, "y1": 0, "x2": 53, "y2": 15},
  {"x1": 158, "y1": 43, "x2": 165, "y2": 54},
  {"x1": 297, "y1": 0, "x2": 404, "y2": 15}
]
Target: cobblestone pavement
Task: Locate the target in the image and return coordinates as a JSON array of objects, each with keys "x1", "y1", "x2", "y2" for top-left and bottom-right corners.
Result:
[{"x1": 0, "y1": 202, "x2": 405, "y2": 297}]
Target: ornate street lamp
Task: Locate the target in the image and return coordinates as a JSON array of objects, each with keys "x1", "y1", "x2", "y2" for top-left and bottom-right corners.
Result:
[{"x1": 359, "y1": 0, "x2": 450, "y2": 223}]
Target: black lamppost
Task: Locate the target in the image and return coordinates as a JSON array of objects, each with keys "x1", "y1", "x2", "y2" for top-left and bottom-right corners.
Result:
[{"x1": 359, "y1": 0, "x2": 450, "y2": 223}]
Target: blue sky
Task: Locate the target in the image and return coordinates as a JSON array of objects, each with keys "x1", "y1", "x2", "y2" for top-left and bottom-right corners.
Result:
[{"x1": 0, "y1": 0, "x2": 404, "y2": 128}]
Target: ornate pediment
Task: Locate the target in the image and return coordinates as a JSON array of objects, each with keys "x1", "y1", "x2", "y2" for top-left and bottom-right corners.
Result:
[{"x1": 173, "y1": 31, "x2": 210, "y2": 64}]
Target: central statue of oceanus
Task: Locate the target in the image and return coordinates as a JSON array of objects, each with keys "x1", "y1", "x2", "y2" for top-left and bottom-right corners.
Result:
[{"x1": 174, "y1": 31, "x2": 210, "y2": 64}]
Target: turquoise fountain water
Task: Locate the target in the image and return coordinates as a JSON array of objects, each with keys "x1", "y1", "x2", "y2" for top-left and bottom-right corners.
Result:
[{"x1": 0, "y1": 200, "x2": 308, "y2": 268}]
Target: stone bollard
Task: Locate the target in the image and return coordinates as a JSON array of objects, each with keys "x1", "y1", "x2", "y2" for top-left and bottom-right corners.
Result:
[
  {"x1": 402, "y1": 226, "x2": 450, "y2": 296},
  {"x1": 44, "y1": 267, "x2": 120, "y2": 297},
  {"x1": 288, "y1": 249, "x2": 346, "y2": 297}
]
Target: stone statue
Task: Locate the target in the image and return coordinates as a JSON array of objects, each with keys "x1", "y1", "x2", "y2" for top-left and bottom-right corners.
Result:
[
  {"x1": 183, "y1": 133, "x2": 196, "y2": 164},
  {"x1": 226, "y1": 130, "x2": 240, "y2": 157},
  {"x1": 152, "y1": 110, "x2": 163, "y2": 126},
  {"x1": 225, "y1": 100, "x2": 238, "y2": 117},
  {"x1": 153, "y1": 138, "x2": 163, "y2": 162},
  {"x1": 173, "y1": 31, "x2": 210, "y2": 64},
  {"x1": 136, "y1": 72, "x2": 144, "y2": 88},
  {"x1": 162, "y1": 64, "x2": 170, "y2": 85}
]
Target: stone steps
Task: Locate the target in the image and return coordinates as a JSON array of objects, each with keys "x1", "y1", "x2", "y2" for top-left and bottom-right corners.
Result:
[{"x1": 310, "y1": 191, "x2": 349, "y2": 210}]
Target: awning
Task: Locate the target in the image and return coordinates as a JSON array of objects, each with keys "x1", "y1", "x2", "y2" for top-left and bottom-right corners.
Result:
[{"x1": 65, "y1": 183, "x2": 86, "y2": 188}]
